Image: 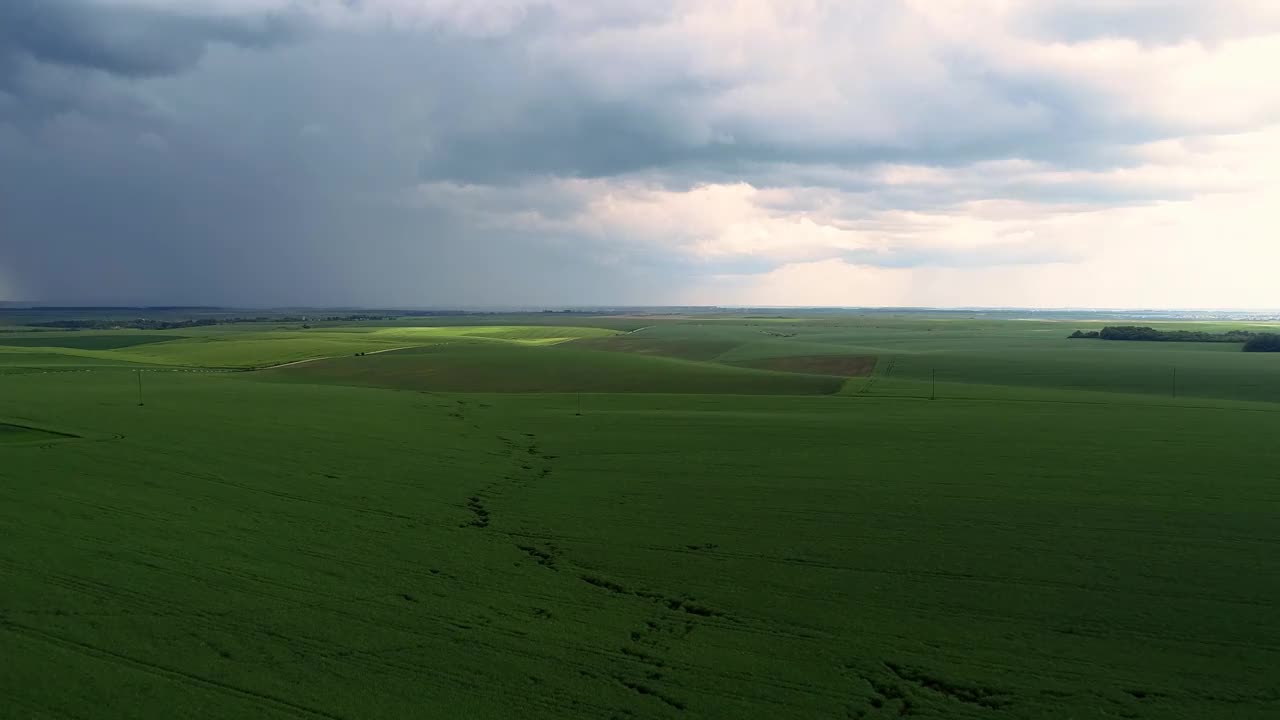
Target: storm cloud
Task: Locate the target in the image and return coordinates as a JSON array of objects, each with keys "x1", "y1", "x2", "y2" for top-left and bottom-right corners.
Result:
[
  {"x1": 0, "y1": 0, "x2": 302, "y2": 86},
  {"x1": 2, "y1": 1, "x2": 1279, "y2": 308}
]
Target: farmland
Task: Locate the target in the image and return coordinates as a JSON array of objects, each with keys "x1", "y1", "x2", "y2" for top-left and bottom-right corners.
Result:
[{"x1": 2, "y1": 311, "x2": 1279, "y2": 718}]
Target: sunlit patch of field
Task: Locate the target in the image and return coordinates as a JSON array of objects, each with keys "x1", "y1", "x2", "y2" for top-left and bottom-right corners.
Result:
[
  {"x1": 258, "y1": 341, "x2": 843, "y2": 395},
  {"x1": 365, "y1": 325, "x2": 621, "y2": 345}
]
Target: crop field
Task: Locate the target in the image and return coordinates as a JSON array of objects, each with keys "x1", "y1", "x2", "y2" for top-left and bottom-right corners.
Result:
[
  {"x1": 0, "y1": 333, "x2": 187, "y2": 350},
  {"x1": 2, "y1": 312, "x2": 1279, "y2": 718},
  {"x1": 0, "y1": 325, "x2": 619, "y2": 370},
  {"x1": 258, "y1": 342, "x2": 844, "y2": 395}
]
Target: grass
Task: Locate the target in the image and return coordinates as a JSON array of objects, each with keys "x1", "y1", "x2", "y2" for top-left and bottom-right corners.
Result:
[
  {"x1": 2, "y1": 313, "x2": 1279, "y2": 718},
  {"x1": 732, "y1": 354, "x2": 877, "y2": 376}
]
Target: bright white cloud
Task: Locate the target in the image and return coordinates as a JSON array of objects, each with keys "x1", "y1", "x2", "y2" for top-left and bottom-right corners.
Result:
[{"x1": 693, "y1": 185, "x2": 1280, "y2": 309}]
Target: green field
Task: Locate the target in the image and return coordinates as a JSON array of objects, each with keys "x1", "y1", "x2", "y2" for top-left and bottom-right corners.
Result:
[
  {"x1": 259, "y1": 342, "x2": 843, "y2": 394},
  {"x1": 0, "y1": 333, "x2": 187, "y2": 350},
  {"x1": 2, "y1": 313, "x2": 1279, "y2": 718}
]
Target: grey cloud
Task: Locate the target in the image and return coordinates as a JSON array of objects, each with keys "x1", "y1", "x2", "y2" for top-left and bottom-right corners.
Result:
[
  {"x1": 405, "y1": 37, "x2": 1176, "y2": 194},
  {"x1": 0, "y1": 25, "x2": 678, "y2": 306},
  {"x1": 0, "y1": 0, "x2": 303, "y2": 88},
  {"x1": 0, "y1": 1, "x2": 1265, "y2": 306}
]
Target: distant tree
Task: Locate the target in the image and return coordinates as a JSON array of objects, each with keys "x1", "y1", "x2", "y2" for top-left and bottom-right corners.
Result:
[
  {"x1": 1099, "y1": 326, "x2": 1257, "y2": 343},
  {"x1": 1244, "y1": 334, "x2": 1280, "y2": 352},
  {"x1": 1100, "y1": 326, "x2": 1162, "y2": 341},
  {"x1": 1068, "y1": 330, "x2": 1100, "y2": 339}
]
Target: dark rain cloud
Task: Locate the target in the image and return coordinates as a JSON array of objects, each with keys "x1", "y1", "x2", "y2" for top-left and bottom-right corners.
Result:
[{"x1": 0, "y1": 0, "x2": 303, "y2": 85}]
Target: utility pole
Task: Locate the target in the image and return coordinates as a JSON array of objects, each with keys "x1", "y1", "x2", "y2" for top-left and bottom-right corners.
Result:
[
  {"x1": 930, "y1": 368, "x2": 937, "y2": 401},
  {"x1": 576, "y1": 391, "x2": 582, "y2": 416},
  {"x1": 136, "y1": 370, "x2": 145, "y2": 407}
]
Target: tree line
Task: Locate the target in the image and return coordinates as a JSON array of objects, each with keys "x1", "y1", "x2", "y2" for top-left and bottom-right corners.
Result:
[
  {"x1": 29, "y1": 318, "x2": 222, "y2": 330},
  {"x1": 26, "y1": 314, "x2": 393, "y2": 331},
  {"x1": 1069, "y1": 326, "x2": 1280, "y2": 352},
  {"x1": 1244, "y1": 334, "x2": 1280, "y2": 352}
]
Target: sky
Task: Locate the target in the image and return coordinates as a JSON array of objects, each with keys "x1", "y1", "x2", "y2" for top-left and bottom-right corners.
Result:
[{"x1": 2, "y1": 0, "x2": 1279, "y2": 308}]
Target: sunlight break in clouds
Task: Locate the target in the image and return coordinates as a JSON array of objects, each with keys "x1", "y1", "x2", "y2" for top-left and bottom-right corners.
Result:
[{"x1": 1, "y1": 1, "x2": 1279, "y2": 307}]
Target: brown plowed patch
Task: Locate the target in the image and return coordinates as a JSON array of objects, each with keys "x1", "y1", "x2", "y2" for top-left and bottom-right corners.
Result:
[{"x1": 738, "y1": 354, "x2": 877, "y2": 377}]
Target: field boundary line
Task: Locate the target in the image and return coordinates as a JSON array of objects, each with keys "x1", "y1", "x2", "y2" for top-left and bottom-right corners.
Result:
[
  {"x1": 250, "y1": 345, "x2": 423, "y2": 371},
  {"x1": 0, "y1": 419, "x2": 81, "y2": 438},
  {"x1": 0, "y1": 620, "x2": 348, "y2": 720}
]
